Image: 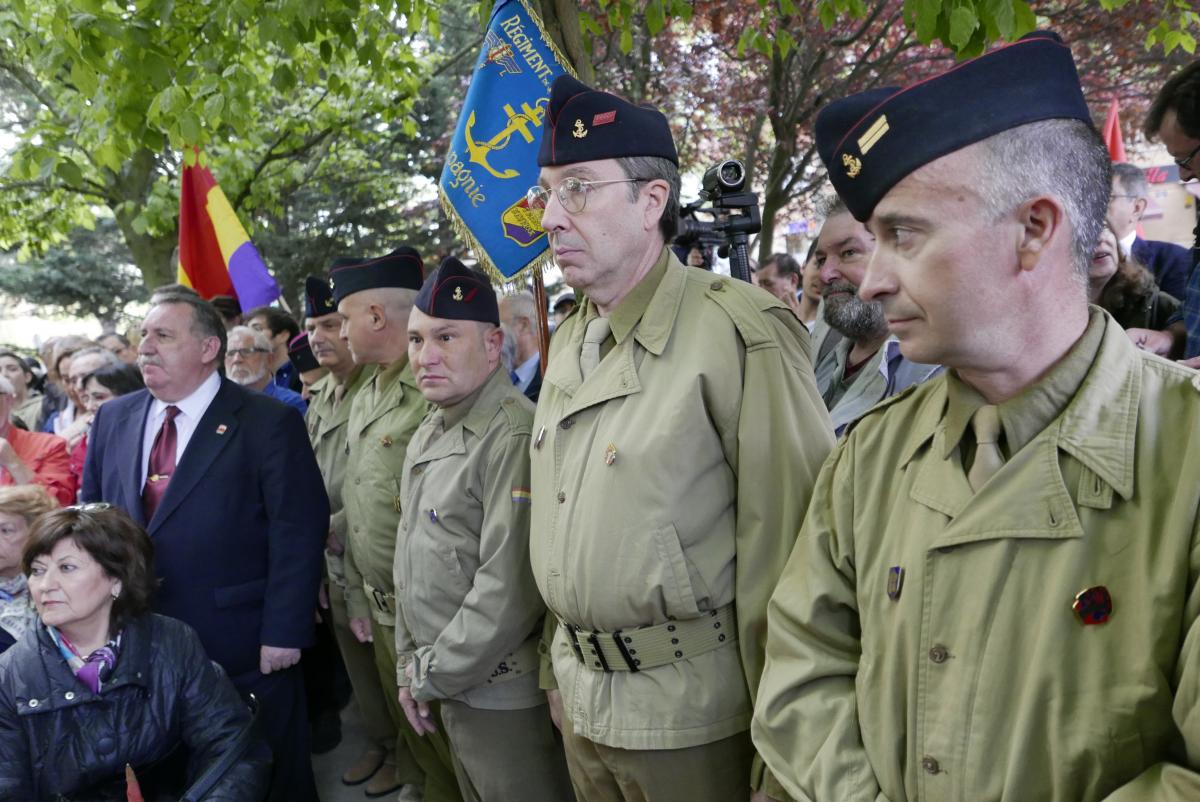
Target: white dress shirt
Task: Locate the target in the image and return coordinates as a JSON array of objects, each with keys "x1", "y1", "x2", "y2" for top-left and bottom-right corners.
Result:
[
  {"x1": 1119, "y1": 230, "x2": 1137, "y2": 259},
  {"x1": 140, "y1": 371, "x2": 222, "y2": 488}
]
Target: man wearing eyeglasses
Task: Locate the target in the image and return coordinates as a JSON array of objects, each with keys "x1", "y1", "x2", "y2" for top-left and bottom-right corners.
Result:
[
  {"x1": 225, "y1": 326, "x2": 307, "y2": 416},
  {"x1": 525, "y1": 74, "x2": 833, "y2": 802},
  {"x1": 1127, "y1": 59, "x2": 1200, "y2": 368}
]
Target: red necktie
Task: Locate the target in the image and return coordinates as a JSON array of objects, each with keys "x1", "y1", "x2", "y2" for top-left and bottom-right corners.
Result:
[{"x1": 142, "y1": 405, "x2": 180, "y2": 522}]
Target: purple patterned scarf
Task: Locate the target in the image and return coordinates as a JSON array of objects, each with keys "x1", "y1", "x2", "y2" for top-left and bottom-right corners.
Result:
[{"x1": 47, "y1": 626, "x2": 122, "y2": 694}]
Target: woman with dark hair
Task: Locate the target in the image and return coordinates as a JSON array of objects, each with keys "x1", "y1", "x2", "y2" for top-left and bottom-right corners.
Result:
[
  {"x1": 67, "y1": 363, "x2": 146, "y2": 492},
  {"x1": 0, "y1": 486, "x2": 57, "y2": 654},
  {"x1": 0, "y1": 504, "x2": 270, "y2": 801},
  {"x1": 0, "y1": 352, "x2": 42, "y2": 431},
  {"x1": 1089, "y1": 223, "x2": 1181, "y2": 331}
]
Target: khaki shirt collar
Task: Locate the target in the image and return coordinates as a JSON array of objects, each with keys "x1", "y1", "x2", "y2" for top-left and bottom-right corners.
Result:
[
  {"x1": 942, "y1": 307, "x2": 1106, "y2": 460},
  {"x1": 900, "y1": 308, "x2": 1139, "y2": 500},
  {"x1": 439, "y1": 366, "x2": 509, "y2": 435},
  {"x1": 374, "y1": 355, "x2": 418, "y2": 392},
  {"x1": 605, "y1": 247, "x2": 671, "y2": 347}
]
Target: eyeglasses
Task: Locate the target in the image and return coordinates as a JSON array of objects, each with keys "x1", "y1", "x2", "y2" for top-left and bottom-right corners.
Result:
[
  {"x1": 1175, "y1": 141, "x2": 1200, "y2": 173},
  {"x1": 526, "y1": 177, "x2": 651, "y2": 215},
  {"x1": 226, "y1": 348, "x2": 271, "y2": 358},
  {"x1": 66, "y1": 502, "x2": 113, "y2": 516}
]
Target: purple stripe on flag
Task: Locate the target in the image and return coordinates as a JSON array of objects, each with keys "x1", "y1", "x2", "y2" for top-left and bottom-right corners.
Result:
[{"x1": 228, "y1": 241, "x2": 280, "y2": 309}]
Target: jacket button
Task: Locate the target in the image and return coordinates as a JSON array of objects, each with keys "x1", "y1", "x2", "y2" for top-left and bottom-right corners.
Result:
[
  {"x1": 557, "y1": 491, "x2": 566, "y2": 503},
  {"x1": 413, "y1": 466, "x2": 423, "y2": 476},
  {"x1": 97, "y1": 735, "x2": 115, "y2": 754},
  {"x1": 64, "y1": 691, "x2": 75, "y2": 701},
  {"x1": 921, "y1": 756, "x2": 940, "y2": 774},
  {"x1": 710, "y1": 280, "x2": 724, "y2": 291},
  {"x1": 560, "y1": 418, "x2": 574, "y2": 430},
  {"x1": 929, "y1": 645, "x2": 949, "y2": 664}
]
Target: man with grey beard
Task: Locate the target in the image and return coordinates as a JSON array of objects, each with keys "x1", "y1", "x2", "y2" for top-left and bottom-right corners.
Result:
[
  {"x1": 812, "y1": 195, "x2": 941, "y2": 434},
  {"x1": 225, "y1": 325, "x2": 308, "y2": 416}
]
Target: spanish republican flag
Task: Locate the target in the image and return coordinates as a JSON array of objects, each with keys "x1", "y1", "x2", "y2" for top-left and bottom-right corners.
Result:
[{"x1": 177, "y1": 150, "x2": 280, "y2": 308}]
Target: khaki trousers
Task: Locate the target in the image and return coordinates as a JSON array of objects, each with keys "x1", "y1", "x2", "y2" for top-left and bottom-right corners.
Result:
[
  {"x1": 560, "y1": 716, "x2": 754, "y2": 802},
  {"x1": 373, "y1": 622, "x2": 463, "y2": 802},
  {"x1": 439, "y1": 700, "x2": 574, "y2": 802},
  {"x1": 327, "y1": 578, "x2": 398, "y2": 750}
]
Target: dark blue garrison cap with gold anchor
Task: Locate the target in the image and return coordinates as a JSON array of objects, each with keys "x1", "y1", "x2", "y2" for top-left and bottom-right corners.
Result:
[{"x1": 815, "y1": 30, "x2": 1093, "y2": 222}]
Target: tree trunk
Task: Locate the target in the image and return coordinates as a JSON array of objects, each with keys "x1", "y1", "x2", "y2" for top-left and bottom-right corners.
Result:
[
  {"x1": 107, "y1": 148, "x2": 178, "y2": 290},
  {"x1": 537, "y1": 0, "x2": 594, "y2": 81}
]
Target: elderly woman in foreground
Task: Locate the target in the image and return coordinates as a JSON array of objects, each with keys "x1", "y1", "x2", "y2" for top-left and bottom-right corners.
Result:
[
  {"x1": 0, "y1": 504, "x2": 270, "y2": 801},
  {"x1": 0, "y1": 485, "x2": 57, "y2": 654}
]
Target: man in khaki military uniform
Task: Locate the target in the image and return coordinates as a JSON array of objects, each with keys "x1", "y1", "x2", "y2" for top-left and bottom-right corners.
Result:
[
  {"x1": 753, "y1": 31, "x2": 1200, "y2": 801},
  {"x1": 526, "y1": 75, "x2": 834, "y2": 802},
  {"x1": 300, "y1": 275, "x2": 409, "y2": 797},
  {"x1": 333, "y1": 248, "x2": 461, "y2": 802},
  {"x1": 394, "y1": 257, "x2": 572, "y2": 802}
]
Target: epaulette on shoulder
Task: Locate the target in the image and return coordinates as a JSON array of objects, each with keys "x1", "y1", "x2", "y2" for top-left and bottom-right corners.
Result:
[
  {"x1": 701, "y1": 276, "x2": 779, "y2": 349},
  {"x1": 842, "y1": 383, "x2": 920, "y2": 438},
  {"x1": 497, "y1": 394, "x2": 534, "y2": 435}
]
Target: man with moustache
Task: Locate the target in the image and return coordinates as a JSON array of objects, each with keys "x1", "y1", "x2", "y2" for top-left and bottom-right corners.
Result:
[
  {"x1": 395, "y1": 258, "x2": 571, "y2": 802},
  {"x1": 753, "y1": 32, "x2": 1200, "y2": 801},
  {"x1": 810, "y1": 195, "x2": 941, "y2": 435},
  {"x1": 301, "y1": 275, "x2": 409, "y2": 797},
  {"x1": 224, "y1": 325, "x2": 307, "y2": 415},
  {"x1": 83, "y1": 292, "x2": 329, "y2": 801},
  {"x1": 334, "y1": 249, "x2": 460, "y2": 802},
  {"x1": 527, "y1": 74, "x2": 833, "y2": 802}
]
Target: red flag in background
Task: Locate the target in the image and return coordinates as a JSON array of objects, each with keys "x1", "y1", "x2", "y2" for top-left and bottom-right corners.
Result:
[{"x1": 1102, "y1": 99, "x2": 1126, "y2": 163}]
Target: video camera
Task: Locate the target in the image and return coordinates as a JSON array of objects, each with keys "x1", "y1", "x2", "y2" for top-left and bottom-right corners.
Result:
[{"x1": 674, "y1": 160, "x2": 761, "y2": 283}]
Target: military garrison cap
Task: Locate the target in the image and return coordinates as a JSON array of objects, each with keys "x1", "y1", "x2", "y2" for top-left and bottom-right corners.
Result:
[
  {"x1": 538, "y1": 75, "x2": 678, "y2": 167},
  {"x1": 815, "y1": 31, "x2": 1092, "y2": 222},
  {"x1": 414, "y1": 257, "x2": 500, "y2": 326},
  {"x1": 330, "y1": 247, "x2": 425, "y2": 305},
  {"x1": 304, "y1": 275, "x2": 337, "y2": 319},
  {"x1": 287, "y1": 332, "x2": 320, "y2": 373}
]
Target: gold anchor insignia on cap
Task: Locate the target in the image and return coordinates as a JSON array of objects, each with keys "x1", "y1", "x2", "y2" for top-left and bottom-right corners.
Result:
[
  {"x1": 453, "y1": 286, "x2": 464, "y2": 301},
  {"x1": 604, "y1": 443, "x2": 617, "y2": 466},
  {"x1": 842, "y1": 153, "x2": 862, "y2": 178},
  {"x1": 572, "y1": 119, "x2": 588, "y2": 139}
]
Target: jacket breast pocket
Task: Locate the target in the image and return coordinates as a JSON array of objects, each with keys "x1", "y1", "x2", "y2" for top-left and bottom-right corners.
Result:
[{"x1": 213, "y1": 577, "x2": 268, "y2": 609}]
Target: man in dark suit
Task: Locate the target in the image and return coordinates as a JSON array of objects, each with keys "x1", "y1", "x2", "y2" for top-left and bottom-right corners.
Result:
[
  {"x1": 82, "y1": 293, "x2": 329, "y2": 802},
  {"x1": 1108, "y1": 162, "x2": 1192, "y2": 299},
  {"x1": 498, "y1": 290, "x2": 542, "y2": 402}
]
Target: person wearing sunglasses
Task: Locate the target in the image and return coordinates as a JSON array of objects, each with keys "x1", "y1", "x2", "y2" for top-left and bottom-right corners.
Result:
[
  {"x1": 526, "y1": 75, "x2": 833, "y2": 802},
  {"x1": 0, "y1": 504, "x2": 270, "y2": 800}
]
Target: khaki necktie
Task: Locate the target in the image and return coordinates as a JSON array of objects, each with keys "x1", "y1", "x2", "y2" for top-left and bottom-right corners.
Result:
[
  {"x1": 580, "y1": 316, "x2": 612, "y2": 381},
  {"x1": 967, "y1": 404, "x2": 1005, "y2": 492}
]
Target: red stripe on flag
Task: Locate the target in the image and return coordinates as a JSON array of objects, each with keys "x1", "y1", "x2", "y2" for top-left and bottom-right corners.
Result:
[{"x1": 178, "y1": 159, "x2": 235, "y2": 299}]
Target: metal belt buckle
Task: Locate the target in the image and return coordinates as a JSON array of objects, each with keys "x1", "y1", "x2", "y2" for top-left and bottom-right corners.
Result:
[
  {"x1": 564, "y1": 621, "x2": 585, "y2": 663},
  {"x1": 372, "y1": 587, "x2": 389, "y2": 614}
]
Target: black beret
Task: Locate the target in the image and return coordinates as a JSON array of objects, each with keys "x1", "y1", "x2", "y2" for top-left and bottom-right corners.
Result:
[
  {"x1": 330, "y1": 246, "x2": 425, "y2": 305},
  {"x1": 538, "y1": 75, "x2": 678, "y2": 167},
  {"x1": 209, "y1": 294, "x2": 242, "y2": 319},
  {"x1": 304, "y1": 275, "x2": 337, "y2": 319},
  {"x1": 816, "y1": 31, "x2": 1092, "y2": 222},
  {"x1": 552, "y1": 292, "x2": 576, "y2": 312},
  {"x1": 414, "y1": 257, "x2": 499, "y2": 326},
  {"x1": 287, "y1": 332, "x2": 320, "y2": 373}
]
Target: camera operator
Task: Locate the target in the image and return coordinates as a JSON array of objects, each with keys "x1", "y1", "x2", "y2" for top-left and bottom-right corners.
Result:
[{"x1": 527, "y1": 74, "x2": 833, "y2": 802}]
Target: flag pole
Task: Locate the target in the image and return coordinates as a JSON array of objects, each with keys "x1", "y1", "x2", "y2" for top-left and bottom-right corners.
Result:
[{"x1": 532, "y1": 270, "x2": 551, "y2": 376}]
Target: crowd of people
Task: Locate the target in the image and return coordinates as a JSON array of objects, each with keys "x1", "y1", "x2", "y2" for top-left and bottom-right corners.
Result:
[{"x1": 0, "y1": 28, "x2": 1198, "y2": 802}]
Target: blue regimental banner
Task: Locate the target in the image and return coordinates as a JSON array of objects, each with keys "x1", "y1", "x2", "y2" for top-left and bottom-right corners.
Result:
[{"x1": 438, "y1": 0, "x2": 574, "y2": 282}]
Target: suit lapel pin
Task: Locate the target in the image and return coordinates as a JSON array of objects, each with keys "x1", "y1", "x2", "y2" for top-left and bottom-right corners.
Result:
[
  {"x1": 428, "y1": 508, "x2": 439, "y2": 524},
  {"x1": 381, "y1": 436, "x2": 394, "y2": 448},
  {"x1": 604, "y1": 443, "x2": 617, "y2": 466},
  {"x1": 887, "y1": 566, "x2": 904, "y2": 601},
  {"x1": 1073, "y1": 586, "x2": 1112, "y2": 625},
  {"x1": 216, "y1": 424, "x2": 227, "y2": 435}
]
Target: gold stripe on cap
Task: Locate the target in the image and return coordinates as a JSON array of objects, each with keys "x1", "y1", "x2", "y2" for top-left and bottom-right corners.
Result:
[{"x1": 857, "y1": 115, "x2": 890, "y2": 154}]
